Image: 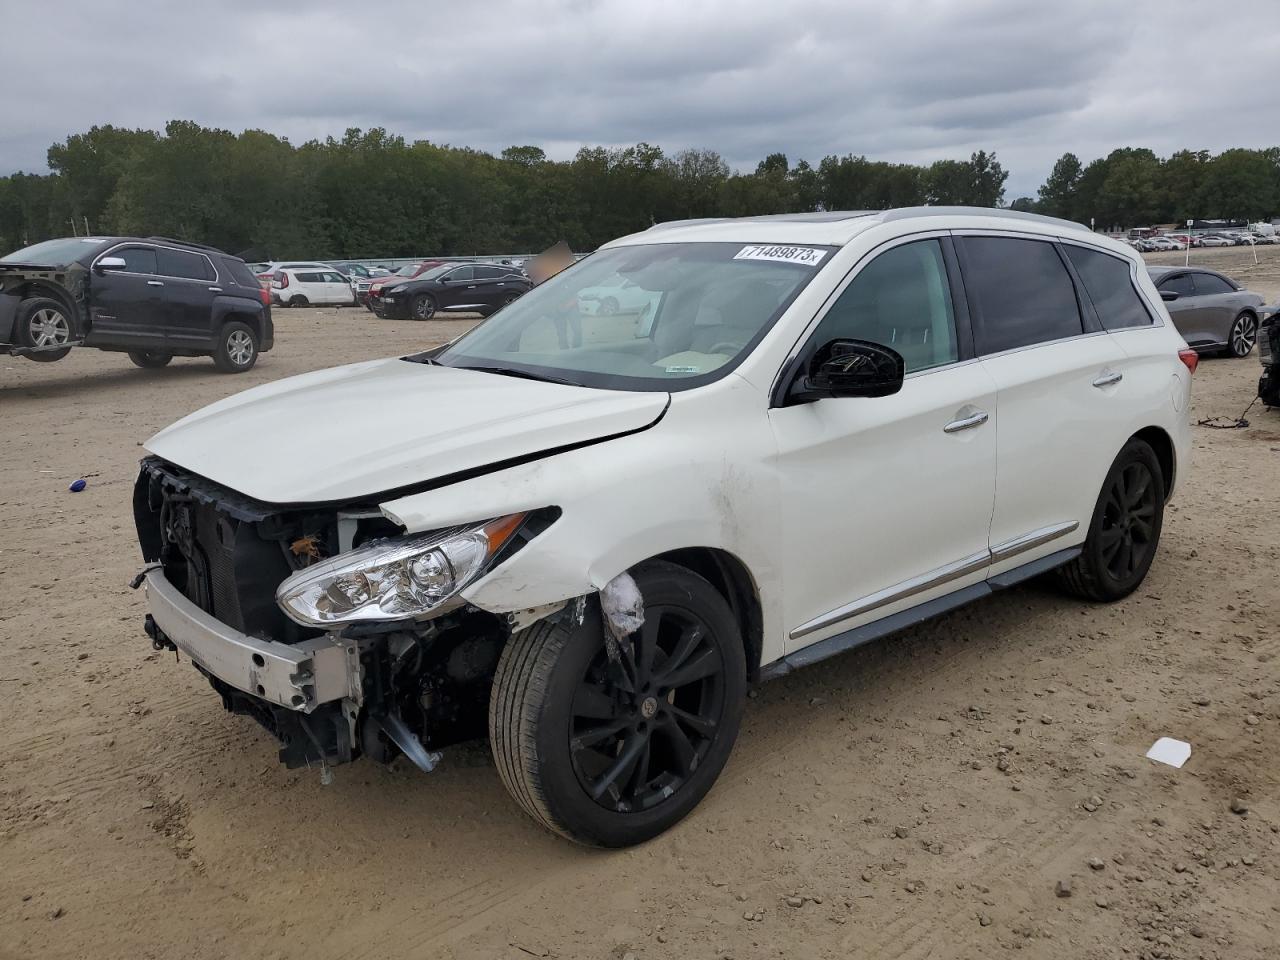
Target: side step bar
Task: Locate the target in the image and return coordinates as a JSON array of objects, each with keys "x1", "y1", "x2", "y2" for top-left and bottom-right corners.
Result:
[{"x1": 760, "y1": 546, "x2": 1080, "y2": 681}]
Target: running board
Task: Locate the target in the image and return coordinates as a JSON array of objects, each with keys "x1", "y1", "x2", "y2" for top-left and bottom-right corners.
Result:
[{"x1": 760, "y1": 546, "x2": 1081, "y2": 681}]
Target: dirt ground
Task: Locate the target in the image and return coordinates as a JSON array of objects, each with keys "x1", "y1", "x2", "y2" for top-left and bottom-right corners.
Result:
[{"x1": 2, "y1": 247, "x2": 1278, "y2": 960}]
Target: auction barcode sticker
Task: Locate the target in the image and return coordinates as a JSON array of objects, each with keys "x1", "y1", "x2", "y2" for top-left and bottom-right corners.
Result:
[{"x1": 733, "y1": 245, "x2": 827, "y2": 267}]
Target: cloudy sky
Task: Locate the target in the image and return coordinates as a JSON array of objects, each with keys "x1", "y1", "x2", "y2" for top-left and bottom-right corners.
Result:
[{"x1": 4, "y1": 0, "x2": 1278, "y2": 198}]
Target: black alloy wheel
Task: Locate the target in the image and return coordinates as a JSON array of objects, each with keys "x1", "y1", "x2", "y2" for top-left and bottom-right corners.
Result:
[
  {"x1": 570, "y1": 602, "x2": 727, "y2": 814},
  {"x1": 412, "y1": 294, "x2": 436, "y2": 320}
]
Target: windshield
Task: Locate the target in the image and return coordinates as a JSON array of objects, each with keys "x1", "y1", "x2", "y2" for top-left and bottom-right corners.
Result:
[
  {"x1": 395, "y1": 264, "x2": 421, "y2": 277},
  {"x1": 1, "y1": 237, "x2": 106, "y2": 266},
  {"x1": 435, "y1": 241, "x2": 833, "y2": 391}
]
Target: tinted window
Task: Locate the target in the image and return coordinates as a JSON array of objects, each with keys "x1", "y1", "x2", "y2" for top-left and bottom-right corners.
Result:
[
  {"x1": 963, "y1": 237, "x2": 1083, "y2": 354},
  {"x1": 221, "y1": 257, "x2": 260, "y2": 288},
  {"x1": 157, "y1": 248, "x2": 214, "y2": 281},
  {"x1": 117, "y1": 246, "x2": 158, "y2": 275},
  {"x1": 322, "y1": 272, "x2": 347, "y2": 284},
  {"x1": 1158, "y1": 273, "x2": 1197, "y2": 297},
  {"x1": 1063, "y1": 245, "x2": 1153, "y2": 331},
  {"x1": 810, "y1": 239, "x2": 958, "y2": 373},
  {"x1": 296, "y1": 272, "x2": 324, "y2": 283},
  {"x1": 447, "y1": 265, "x2": 475, "y2": 282},
  {"x1": 475, "y1": 265, "x2": 505, "y2": 280},
  {"x1": 1193, "y1": 273, "x2": 1234, "y2": 295}
]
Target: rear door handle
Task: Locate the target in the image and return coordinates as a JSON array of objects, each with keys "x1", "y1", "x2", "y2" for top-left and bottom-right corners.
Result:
[
  {"x1": 208, "y1": 286, "x2": 222, "y2": 292},
  {"x1": 944, "y1": 410, "x2": 989, "y2": 433},
  {"x1": 1092, "y1": 370, "x2": 1123, "y2": 388},
  {"x1": 147, "y1": 280, "x2": 164, "y2": 287}
]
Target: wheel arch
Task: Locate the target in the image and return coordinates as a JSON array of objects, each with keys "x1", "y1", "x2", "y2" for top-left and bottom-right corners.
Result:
[
  {"x1": 1132, "y1": 425, "x2": 1175, "y2": 501},
  {"x1": 652, "y1": 547, "x2": 765, "y2": 682},
  {"x1": 16, "y1": 281, "x2": 81, "y2": 332},
  {"x1": 217, "y1": 307, "x2": 264, "y2": 344}
]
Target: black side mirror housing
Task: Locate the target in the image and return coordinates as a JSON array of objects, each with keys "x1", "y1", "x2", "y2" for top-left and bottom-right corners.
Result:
[
  {"x1": 788, "y1": 338, "x2": 905, "y2": 403},
  {"x1": 1160, "y1": 290, "x2": 1179, "y2": 302}
]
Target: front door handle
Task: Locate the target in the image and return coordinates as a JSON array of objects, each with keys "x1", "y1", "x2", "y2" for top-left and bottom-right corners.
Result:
[
  {"x1": 1092, "y1": 370, "x2": 1123, "y2": 388},
  {"x1": 147, "y1": 280, "x2": 164, "y2": 287},
  {"x1": 944, "y1": 410, "x2": 989, "y2": 434},
  {"x1": 208, "y1": 286, "x2": 222, "y2": 293}
]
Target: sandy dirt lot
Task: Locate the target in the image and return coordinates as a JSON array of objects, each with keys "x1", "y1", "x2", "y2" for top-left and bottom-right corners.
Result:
[{"x1": 2, "y1": 248, "x2": 1278, "y2": 960}]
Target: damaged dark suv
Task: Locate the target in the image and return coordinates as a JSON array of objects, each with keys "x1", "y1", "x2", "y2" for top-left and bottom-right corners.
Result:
[{"x1": 0, "y1": 236, "x2": 272, "y2": 372}]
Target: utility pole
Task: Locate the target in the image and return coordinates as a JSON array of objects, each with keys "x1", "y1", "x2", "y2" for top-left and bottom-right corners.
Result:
[
  {"x1": 69, "y1": 218, "x2": 77, "y2": 237},
  {"x1": 83, "y1": 215, "x2": 90, "y2": 237}
]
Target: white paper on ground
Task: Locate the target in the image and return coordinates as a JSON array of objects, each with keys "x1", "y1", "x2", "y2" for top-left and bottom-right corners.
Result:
[{"x1": 1146, "y1": 737, "x2": 1191, "y2": 768}]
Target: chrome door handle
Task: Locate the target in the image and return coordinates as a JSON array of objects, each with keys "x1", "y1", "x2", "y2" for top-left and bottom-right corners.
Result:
[
  {"x1": 147, "y1": 280, "x2": 164, "y2": 286},
  {"x1": 1092, "y1": 371, "x2": 1123, "y2": 388},
  {"x1": 944, "y1": 410, "x2": 989, "y2": 433},
  {"x1": 208, "y1": 286, "x2": 222, "y2": 292}
]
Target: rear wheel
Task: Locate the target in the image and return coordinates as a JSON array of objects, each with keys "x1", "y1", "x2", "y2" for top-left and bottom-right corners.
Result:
[
  {"x1": 128, "y1": 350, "x2": 173, "y2": 369},
  {"x1": 213, "y1": 321, "x2": 259, "y2": 373},
  {"x1": 1055, "y1": 439, "x2": 1164, "y2": 602},
  {"x1": 17, "y1": 297, "x2": 73, "y2": 355},
  {"x1": 288, "y1": 295, "x2": 309, "y2": 307},
  {"x1": 489, "y1": 560, "x2": 746, "y2": 847},
  {"x1": 599, "y1": 296, "x2": 620, "y2": 316},
  {"x1": 412, "y1": 294, "x2": 437, "y2": 320},
  {"x1": 1227, "y1": 312, "x2": 1258, "y2": 358}
]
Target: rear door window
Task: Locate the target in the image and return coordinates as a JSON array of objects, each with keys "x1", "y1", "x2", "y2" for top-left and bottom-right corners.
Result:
[
  {"x1": 961, "y1": 236, "x2": 1084, "y2": 354},
  {"x1": 447, "y1": 265, "x2": 475, "y2": 282},
  {"x1": 297, "y1": 272, "x2": 324, "y2": 283},
  {"x1": 157, "y1": 248, "x2": 214, "y2": 281},
  {"x1": 1062, "y1": 245, "x2": 1154, "y2": 331},
  {"x1": 1192, "y1": 273, "x2": 1234, "y2": 295}
]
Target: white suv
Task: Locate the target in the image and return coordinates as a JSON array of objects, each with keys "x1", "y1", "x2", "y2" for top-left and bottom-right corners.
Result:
[
  {"x1": 133, "y1": 208, "x2": 1194, "y2": 847},
  {"x1": 271, "y1": 267, "x2": 356, "y2": 306}
]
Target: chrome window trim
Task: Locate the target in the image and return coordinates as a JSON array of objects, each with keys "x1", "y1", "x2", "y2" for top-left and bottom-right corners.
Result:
[
  {"x1": 93, "y1": 241, "x2": 220, "y2": 285},
  {"x1": 790, "y1": 520, "x2": 1081, "y2": 641}
]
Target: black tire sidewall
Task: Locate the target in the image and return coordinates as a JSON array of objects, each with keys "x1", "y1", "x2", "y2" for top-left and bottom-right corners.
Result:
[
  {"x1": 214, "y1": 321, "x2": 258, "y2": 373},
  {"x1": 17, "y1": 297, "x2": 72, "y2": 349},
  {"x1": 413, "y1": 294, "x2": 436, "y2": 320},
  {"x1": 1079, "y1": 440, "x2": 1165, "y2": 600},
  {"x1": 530, "y1": 563, "x2": 746, "y2": 847},
  {"x1": 129, "y1": 350, "x2": 173, "y2": 368}
]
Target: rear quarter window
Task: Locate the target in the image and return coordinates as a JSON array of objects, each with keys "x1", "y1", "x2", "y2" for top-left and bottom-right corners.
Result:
[
  {"x1": 1063, "y1": 245, "x2": 1154, "y2": 331},
  {"x1": 221, "y1": 257, "x2": 261, "y2": 288}
]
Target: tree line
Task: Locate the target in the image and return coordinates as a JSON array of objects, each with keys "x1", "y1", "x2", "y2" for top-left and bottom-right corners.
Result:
[{"x1": 0, "y1": 121, "x2": 1276, "y2": 259}]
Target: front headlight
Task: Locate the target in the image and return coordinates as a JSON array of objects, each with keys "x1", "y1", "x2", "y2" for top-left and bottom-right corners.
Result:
[
  {"x1": 276, "y1": 514, "x2": 525, "y2": 627},
  {"x1": 388, "y1": 284, "x2": 408, "y2": 294}
]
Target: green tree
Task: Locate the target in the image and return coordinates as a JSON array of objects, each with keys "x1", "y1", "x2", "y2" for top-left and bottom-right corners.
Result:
[{"x1": 1037, "y1": 152, "x2": 1082, "y2": 219}]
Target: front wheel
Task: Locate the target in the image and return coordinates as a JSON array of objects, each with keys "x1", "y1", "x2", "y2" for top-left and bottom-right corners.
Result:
[
  {"x1": 213, "y1": 321, "x2": 259, "y2": 373},
  {"x1": 128, "y1": 350, "x2": 173, "y2": 369},
  {"x1": 17, "y1": 297, "x2": 73, "y2": 352},
  {"x1": 1055, "y1": 439, "x2": 1165, "y2": 602},
  {"x1": 1228, "y1": 312, "x2": 1258, "y2": 358},
  {"x1": 411, "y1": 294, "x2": 437, "y2": 320},
  {"x1": 489, "y1": 560, "x2": 746, "y2": 847}
]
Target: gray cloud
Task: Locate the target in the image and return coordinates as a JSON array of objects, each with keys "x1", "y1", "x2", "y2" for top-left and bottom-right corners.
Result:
[{"x1": 2, "y1": 0, "x2": 1278, "y2": 199}]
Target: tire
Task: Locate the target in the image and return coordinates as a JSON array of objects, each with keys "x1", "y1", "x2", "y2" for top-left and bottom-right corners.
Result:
[
  {"x1": 213, "y1": 321, "x2": 259, "y2": 373},
  {"x1": 489, "y1": 560, "x2": 747, "y2": 847},
  {"x1": 411, "y1": 294, "x2": 437, "y2": 320},
  {"x1": 128, "y1": 350, "x2": 173, "y2": 369},
  {"x1": 1227, "y1": 312, "x2": 1258, "y2": 358},
  {"x1": 288, "y1": 295, "x2": 308, "y2": 307},
  {"x1": 1055, "y1": 439, "x2": 1165, "y2": 602},
  {"x1": 599, "y1": 296, "x2": 620, "y2": 316},
  {"x1": 16, "y1": 297, "x2": 73, "y2": 352}
]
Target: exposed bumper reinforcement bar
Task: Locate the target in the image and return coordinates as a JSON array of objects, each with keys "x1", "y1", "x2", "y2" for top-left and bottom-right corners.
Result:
[{"x1": 143, "y1": 570, "x2": 359, "y2": 714}]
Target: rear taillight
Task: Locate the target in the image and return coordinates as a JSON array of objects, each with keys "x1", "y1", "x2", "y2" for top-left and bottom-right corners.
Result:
[
  {"x1": 1178, "y1": 349, "x2": 1199, "y2": 375},
  {"x1": 259, "y1": 287, "x2": 271, "y2": 306},
  {"x1": 273, "y1": 272, "x2": 288, "y2": 289}
]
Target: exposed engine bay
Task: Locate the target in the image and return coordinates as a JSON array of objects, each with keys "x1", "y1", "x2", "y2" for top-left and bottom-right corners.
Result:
[{"x1": 133, "y1": 457, "x2": 557, "y2": 773}]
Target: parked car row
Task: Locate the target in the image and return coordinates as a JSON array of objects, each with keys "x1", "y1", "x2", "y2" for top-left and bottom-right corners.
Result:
[{"x1": 1131, "y1": 231, "x2": 1279, "y2": 251}]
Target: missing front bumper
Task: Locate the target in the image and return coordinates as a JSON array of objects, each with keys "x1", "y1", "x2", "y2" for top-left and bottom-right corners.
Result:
[{"x1": 143, "y1": 569, "x2": 360, "y2": 713}]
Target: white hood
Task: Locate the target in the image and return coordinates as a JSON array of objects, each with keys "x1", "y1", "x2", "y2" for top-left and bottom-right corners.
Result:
[{"x1": 145, "y1": 358, "x2": 669, "y2": 504}]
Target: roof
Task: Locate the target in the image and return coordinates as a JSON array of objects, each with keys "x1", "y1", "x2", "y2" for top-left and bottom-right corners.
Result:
[{"x1": 608, "y1": 206, "x2": 1093, "y2": 249}]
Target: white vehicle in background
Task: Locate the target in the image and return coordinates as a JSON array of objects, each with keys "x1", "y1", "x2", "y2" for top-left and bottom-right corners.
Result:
[
  {"x1": 271, "y1": 267, "x2": 356, "y2": 306},
  {"x1": 1146, "y1": 237, "x2": 1182, "y2": 251},
  {"x1": 1199, "y1": 235, "x2": 1233, "y2": 248},
  {"x1": 576, "y1": 274, "x2": 661, "y2": 317},
  {"x1": 135, "y1": 207, "x2": 1194, "y2": 847}
]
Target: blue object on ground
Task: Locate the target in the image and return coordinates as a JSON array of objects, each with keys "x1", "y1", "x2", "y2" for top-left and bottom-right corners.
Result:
[{"x1": 69, "y1": 478, "x2": 87, "y2": 493}]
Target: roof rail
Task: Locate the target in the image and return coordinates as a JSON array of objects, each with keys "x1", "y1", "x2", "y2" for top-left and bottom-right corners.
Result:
[
  {"x1": 145, "y1": 236, "x2": 227, "y2": 254},
  {"x1": 877, "y1": 206, "x2": 1090, "y2": 232}
]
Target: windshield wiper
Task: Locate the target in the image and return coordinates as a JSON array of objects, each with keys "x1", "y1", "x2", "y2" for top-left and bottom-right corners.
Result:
[{"x1": 454, "y1": 364, "x2": 578, "y2": 386}]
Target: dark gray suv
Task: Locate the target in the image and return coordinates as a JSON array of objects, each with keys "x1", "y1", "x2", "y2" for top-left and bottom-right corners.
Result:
[{"x1": 0, "y1": 236, "x2": 274, "y2": 373}]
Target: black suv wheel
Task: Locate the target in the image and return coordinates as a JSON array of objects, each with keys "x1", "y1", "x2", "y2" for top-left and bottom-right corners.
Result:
[
  {"x1": 129, "y1": 350, "x2": 173, "y2": 369},
  {"x1": 213, "y1": 321, "x2": 259, "y2": 373},
  {"x1": 489, "y1": 560, "x2": 746, "y2": 847},
  {"x1": 16, "y1": 296, "x2": 74, "y2": 362}
]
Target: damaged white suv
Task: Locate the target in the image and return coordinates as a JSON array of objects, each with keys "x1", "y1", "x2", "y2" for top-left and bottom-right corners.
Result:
[{"x1": 134, "y1": 208, "x2": 1194, "y2": 846}]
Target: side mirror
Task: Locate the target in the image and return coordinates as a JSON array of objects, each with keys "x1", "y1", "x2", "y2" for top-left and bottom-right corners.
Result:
[
  {"x1": 95, "y1": 256, "x2": 127, "y2": 273},
  {"x1": 1160, "y1": 290, "x2": 1179, "y2": 302},
  {"x1": 789, "y1": 338, "x2": 905, "y2": 403}
]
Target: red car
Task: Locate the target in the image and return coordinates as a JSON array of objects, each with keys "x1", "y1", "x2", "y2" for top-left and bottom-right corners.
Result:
[{"x1": 366, "y1": 261, "x2": 446, "y2": 313}]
